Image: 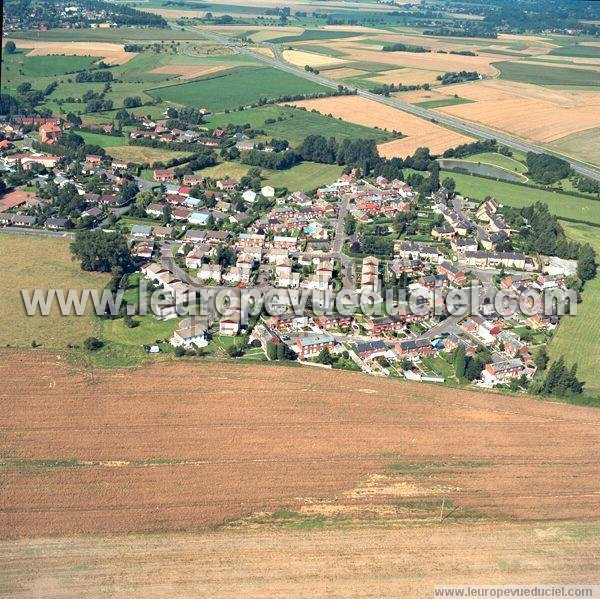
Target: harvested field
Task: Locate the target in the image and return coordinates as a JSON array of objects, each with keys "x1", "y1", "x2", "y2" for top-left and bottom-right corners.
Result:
[
  {"x1": 434, "y1": 79, "x2": 600, "y2": 143},
  {"x1": 550, "y1": 127, "x2": 600, "y2": 165},
  {"x1": 5, "y1": 39, "x2": 135, "y2": 65},
  {"x1": 2, "y1": 350, "x2": 600, "y2": 539},
  {"x1": 289, "y1": 95, "x2": 472, "y2": 157},
  {"x1": 322, "y1": 41, "x2": 504, "y2": 75},
  {"x1": 252, "y1": 46, "x2": 275, "y2": 59},
  {"x1": 149, "y1": 64, "x2": 228, "y2": 81},
  {"x1": 371, "y1": 67, "x2": 444, "y2": 86},
  {"x1": 324, "y1": 67, "x2": 369, "y2": 79},
  {"x1": 3, "y1": 521, "x2": 599, "y2": 597},
  {"x1": 282, "y1": 49, "x2": 347, "y2": 68}
]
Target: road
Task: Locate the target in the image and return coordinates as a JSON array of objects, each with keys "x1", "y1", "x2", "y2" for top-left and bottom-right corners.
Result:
[{"x1": 187, "y1": 27, "x2": 600, "y2": 182}]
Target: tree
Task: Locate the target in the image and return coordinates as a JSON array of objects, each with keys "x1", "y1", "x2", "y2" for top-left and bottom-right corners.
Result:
[
  {"x1": 577, "y1": 243, "x2": 597, "y2": 282},
  {"x1": 5, "y1": 41, "x2": 17, "y2": 55},
  {"x1": 454, "y1": 345, "x2": 466, "y2": 379},
  {"x1": 316, "y1": 348, "x2": 335, "y2": 365},
  {"x1": 534, "y1": 346, "x2": 549, "y2": 371},
  {"x1": 441, "y1": 177, "x2": 456, "y2": 193},
  {"x1": 70, "y1": 230, "x2": 133, "y2": 273},
  {"x1": 266, "y1": 340, "x2": 278, "y2": 360},
  {"x1": 464, "y1": 356, "x2": 484, "y2": 381}
]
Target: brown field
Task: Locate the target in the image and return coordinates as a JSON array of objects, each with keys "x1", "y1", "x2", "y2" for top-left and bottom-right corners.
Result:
[
  {"x1": 3, "y1": 521, "x2": 599, "y2": 597},
  {"x1": 322, "y1": 41, "x2": 505, "y2": 75},
  {"x1": 289, "y1": 95, "x2": 472, "y2": 156},
  {"x1": 322, "y1": 67, "x2": 368, "y2": 79},
  {"x1": 434, "y1": 79, "x2": 600, "y2": 143},
  {"x1": 2, "y1": 349, "x2": 600, "y2": 541},
  {"x1": 370, "y1": 67, "x2": 444, "y2": 86},
  {"x1": 282, "y1": 49, "x2": 347, "y2": 68},
  {"x1": 149, "y1": 64, "x2": 229, "y2": 80},
  {"x1": 252, "y1": 46, "x2": 275, "y2": 59},
  {"x1": 5, "y1": 39, "x2": 135, "y2": 65}
]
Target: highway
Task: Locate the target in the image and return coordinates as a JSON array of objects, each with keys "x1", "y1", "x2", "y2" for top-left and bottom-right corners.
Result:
[{"x1": 188, "y1": 27, "x2": 600, "y2": 182}]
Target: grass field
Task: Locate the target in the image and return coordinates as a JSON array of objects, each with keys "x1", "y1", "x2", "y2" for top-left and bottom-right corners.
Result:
[
  {"x1": 200, "y1": 160, "x2": 343, "y2": 192},
  {"x1": 430, "y1": 170, "x2": 600, "y2": 224},
  {"x1": 108, "y1": 145, "x2": 192, "y2": 165},
  {"x1": 205, "y1": 105, "x2": 394, "y2": 146},
  {"x1": 147, "y1": 66, "x2": 328, "y2": 111},
  {"x1": 76, "y1": 131, "x2": 129, "y2": 148},
  {"x1": 414, "y1": 96, "x2": 473, "y2": 109},
  {"x1": 102, "y1": 314, "x2": 180, "y2": 347},
  {"x1": 495, "y1": 60, "x2": 600, "y2": 87},
  {"x1": 463, "y1": 151, "x2": 528, "y2": 174},
  {"x1": 550, "y1": 128, "x2": 600, "y2": 167},
  {"x1": 549, "y1": 221, "x2": 600, "y2": 392},
  {"x1": 18, "y1": 54, "x2": 98, "y2": 77},
  {"x1": 0, "y1": 234, "x2": 109, "y2": 349},
  {"x1": 549, "y1": 44, "x2": 600, "y2": 59}
]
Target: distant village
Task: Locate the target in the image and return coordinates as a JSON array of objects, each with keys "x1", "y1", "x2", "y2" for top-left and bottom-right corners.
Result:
[{"x1": 0, "y1": 112, "x2": 577, "y2": 392}]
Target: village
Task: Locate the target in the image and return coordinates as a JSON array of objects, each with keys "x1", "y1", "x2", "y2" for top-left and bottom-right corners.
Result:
[{"x1": 0, "y1": 112, "x2": 577, "y2": 393}]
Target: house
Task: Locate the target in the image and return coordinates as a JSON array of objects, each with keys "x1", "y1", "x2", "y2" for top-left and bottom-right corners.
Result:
[
  {"x1": 171, "y1": 323, "x2": 208, "y2": 348},
  {"x1": 353, "y1": 340, "x2": 387, "y2": 360},
  {"x1": 219, "y1": 313, "x2": 241, "y2": 336},
  {"x1": 242, "y1": 189, "x2": 257, "y2": 204},
  {"x1": 360, "y1": 256, "x2": 380, "y2": 294},
  {"x1": 11, "y1": 214, "x2": 37, "y2": 227},
  {"x1": 153, "y1": 168, "x2": 176, "y2": 182},
  {"x1": 451, "y1": 237, "x2": 478, "y2": 253},
  {"x1": 438, "y1": 262, "x2": 467, "y2": 286},
  {"x1": 394, "y1": 241, "x2": 442, "y2": 263},
  {"x1": 463, "y1": 251, "x2": 526, "y2": 270},
  {"x1": 189, "y1": 211, "x2": 211, "y2": 226},
  {"x1": 198, "y1": 263, "x2": 222, "y2": 283},
  {"x1": 236, "y1": 140, "x2": 255, "y2": 151},
  {"x1": 44, "y1": 217, "x2": 70, "y2": 230},
  {"x1": 85, "y1": 154, "x2": 103, "y2": 165},
  {"x1": 261, "y1": 185, "x2": 275, "y2": 198},
  {"x1": 237, "y1": 233, "x2": 265, "y2": 249},
  {"x1": 134, "y1": 241, "x2": 154, "y2": 259},
  {"x1": 152, "y1": 226, "x2": 174, "y2": 239},
  {"x1": 39, "y1": 123, "x2": 62, "y2": 144},
  {"x1": 364, "y1": 315, "x2": 405, "y2": 336},
  {"x1": 131, "y1": 224, "x2": 152, "y2": 238},
  {"x1": 482, "y1": 359, "x2": 534, "y2": 385},
  {"x1": 216, "y1": 178, "x2": 238, "y2": 191},
  {"x1": 316, "y1": 313, "x2": 353, "y2": 330},
  {"x1": 395, "y1": 339, "x2": 434, "y2": 360},
  {"x1": 146, "y1": 203, "x2": 165, "y2": 218},
  {"x1": 82, "y1": 206, "x2": 102, "y2": 220},
  {"x1": 273, "y1": 236, "x2": 298, "y2": 250},
  {"x1": 294, "y1": 333, "x2": 335, "y2": 359}
]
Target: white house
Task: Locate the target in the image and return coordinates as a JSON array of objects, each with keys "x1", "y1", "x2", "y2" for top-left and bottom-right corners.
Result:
[
  {"x1": 242, "y1": 189, "x2": 257, "y2": 204},
  {"x1": 171, "y1": 323, "x2": 208, "y2": 348},
  {"x1": 261, "y1": 185, "x2": 275, "y2": 198}
]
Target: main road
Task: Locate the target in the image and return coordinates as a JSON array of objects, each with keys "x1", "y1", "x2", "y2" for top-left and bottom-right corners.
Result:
[{"x1": 187, "y1": 27, "x2": 600, "y2": 182}]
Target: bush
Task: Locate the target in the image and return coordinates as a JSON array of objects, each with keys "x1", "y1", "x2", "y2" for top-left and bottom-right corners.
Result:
[{"x1": 83, "y1": 337, "x2": 103, "y2": 351}]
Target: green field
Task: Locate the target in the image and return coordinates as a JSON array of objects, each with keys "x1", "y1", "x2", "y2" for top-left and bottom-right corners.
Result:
[
  {"x1": 76, "y1": 131, "x2": 129, "y2": 148},
  {"x1": 463, "y1": 152, "x2": 528, "y2": 174},
  {"x1": 268, "y1": 30, "x2": 358, "y2": 44},
  {"x1": 147, "y1": 66, "x2": 328, "y2": 111},
  {"x1": 102, "y1": 314, "x2": 181, "y2": 346},
  {"x1": 549, "y1": 44, "x2": 600, "y2": 59},
  {"x1": 9, "y1": 28, "x2": 206, "y2": 42},
  {"x1": 414, "y1": 96, "x2": 474, "y2": 109},
  {"x1": 549, "y1": 221, "x2": 600, "y2": 392},
  {"x1": 550, "y1": 128, "x2": 600, "y2": 168},
  {"x1": 18, "y1": 54, "x2": 98, "y2": 77},
  {"x1": 431, "y1": 170, "x2": 600, "y2": 224},
  {"x1": 205, "y1": 105, "x2": 394, "y2": 146},
  {"x1": 200, "y1": 160, "x2": 342, "y2": 192},
  {"x1": 495, "y1": 61, "x2": 600, "y2": 87}
]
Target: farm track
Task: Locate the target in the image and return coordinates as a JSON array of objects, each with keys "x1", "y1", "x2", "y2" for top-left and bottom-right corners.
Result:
[
  {"x1": 1, "y1": 349, "x2": 599, "y2": 538},
  {"x1": 187, "y1": 27, "x2": 600, "y2": 181}
]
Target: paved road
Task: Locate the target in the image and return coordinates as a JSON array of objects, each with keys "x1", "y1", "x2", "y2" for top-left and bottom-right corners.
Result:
[{"x1": 188, "y1": 27, "x2": 600, "y2": 182}]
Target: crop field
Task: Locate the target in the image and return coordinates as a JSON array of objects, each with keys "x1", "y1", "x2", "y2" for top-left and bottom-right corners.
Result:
[
  {"x1": 550, "y1": 44, "x2": 600, "y2": 59},
  {"x1": 268, "y1": 29, "x2": 359, "y2": 44},
  {"x1": 3, "y1": 522, "x2": 599, "y2": 597},
  {"x1": 0, "y1": 235, "x2": 109, "y2": 349},
  {"x1": 431, "y1": 80, "x2": 600, "y2": 145},
  {"x1": 414, "y1": 96, "x2": 473, "y2": 109},
  {"x1": 5, "y1": 39, "x2": 136, "y2": 65},
  {"x1": 147, "y1": 66, "x2": 328, "y2": 111},
  {"x1": 282, "y1": 49, "x2": 347, "y2": 68},
  {"x1": 289, "y1": 95, "x2": 473, "y2": 157},
  {"x1": 10, "y1": 54, "x2": 98, "y2": 77},
  {"x1": 495, "y1": 60, "x2": 600, "y2": 86},
  {"x1": 550, "y1": 127, "x2": 600, "y2": 166},
  {"x1": 1, "y1": 350, "x2": 600, "y2": 541},
  {"x1": 205, "y1": 105, "x2": 394, "y2": 145}
]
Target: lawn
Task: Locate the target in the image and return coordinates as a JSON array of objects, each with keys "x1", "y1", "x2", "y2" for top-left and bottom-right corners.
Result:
[
  {"x1": 0, "y1": 234, "x2": 109, "y2": 349},
  {"x1": 414, "y1": 96, "x2": 473, "y2": 109},
  {"x1": 426, "y1": 170, "x2": 600, "y2": 225},
  {"x1": 548, "y1": 221, "x2": 600, "y2": 392},
  {"x1": 205, "y1": 105, "x2": 394, "y2": 146},
  {"x1": 494, "y1": 61, "x2": 600, "y2": 87},
  {"x1": 76, "y1": 131, "x2": 129, "y2": 148},
  {"x1": 147, "y1": 66, "x2": 328, "y2": 111},
  {"x1": 102, "y1": 314, "x2": 181, "y2": 346},
  {"x1": 463, "y1": 152, "x2": 528, "y2": 174}
]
